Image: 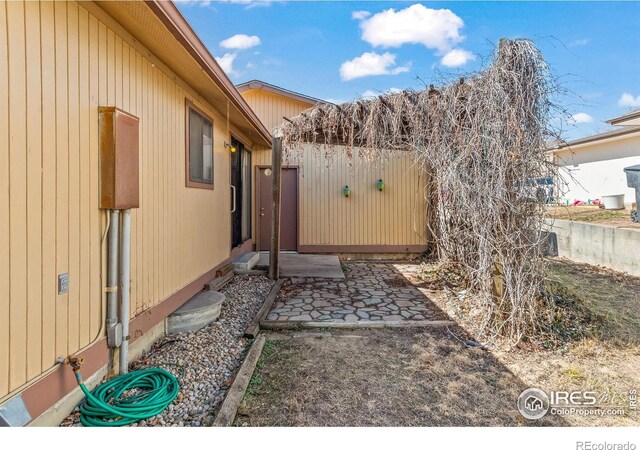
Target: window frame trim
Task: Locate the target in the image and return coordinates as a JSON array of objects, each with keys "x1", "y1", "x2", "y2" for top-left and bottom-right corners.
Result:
[{"x1": 185, "y1": 98, "x2": 215, "y2": 190}]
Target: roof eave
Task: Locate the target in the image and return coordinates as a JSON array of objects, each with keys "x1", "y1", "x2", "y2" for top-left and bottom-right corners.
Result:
[
  {"x1": 236, "y1": 79, "x2": 327, "y2": 106},
  {"x1": 145, "y1": 1, "x2": 272, "y2": 147},
  {"x1": 550, "y1": 126, "x2": 640, "y2": 151},
  {"x1": 606, "y1": 109, "x2": 640, "y2": 126}
]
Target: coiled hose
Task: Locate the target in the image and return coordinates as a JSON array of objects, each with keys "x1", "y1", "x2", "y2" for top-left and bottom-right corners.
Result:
[{"x1": 74, "y1": 367, "x2": 180, "y2": 427}]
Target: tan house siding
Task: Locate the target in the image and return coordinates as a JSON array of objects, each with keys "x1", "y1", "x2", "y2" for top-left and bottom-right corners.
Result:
[
  {"x1": 241, "y1": 89, "x2": 313, "y2": 140},
  {"x1": 241, "y1": 88, "x2": 313, "y2": 244},
  {"x1": 0, "y1": 1, "x2": 254, "y2": 401},
  {"x1": 294, "y1": 148, "x2": 427, "y2": 248},
  {"x1": 240, "y1": 88, "x2": 428, "y2": 251}
]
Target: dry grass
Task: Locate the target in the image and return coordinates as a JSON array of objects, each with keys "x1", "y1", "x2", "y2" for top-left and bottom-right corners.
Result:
[
  {"x1": 235, "y1": 328, "x2": 638, "y2": 427},
  {"x1": 235, "y1": 260, "x2": 640, "y2": 427},
  {"x1": 411, "y1": 258, "x2": 640, "y2": 349},
  {"x1": 547, "y1": 205, "x2": 639, "y2": 229},
  {"x1": 545, "y1": 258, "x2": 640, "y2": 345},
  {"x1": 497, "y1": 340, "x2": 640, "y2": 426},
  {"x1": 235, "y1": 328, "x2": 548, "y2": 427}
]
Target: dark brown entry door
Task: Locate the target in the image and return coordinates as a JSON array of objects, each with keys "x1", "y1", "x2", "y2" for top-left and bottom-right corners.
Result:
[
  {"x1": 258, "y1": 167, "x2": 298, "y2": 251},
  {"x1": 231, "y1": 137, "x2": 251, "y2": 249}
]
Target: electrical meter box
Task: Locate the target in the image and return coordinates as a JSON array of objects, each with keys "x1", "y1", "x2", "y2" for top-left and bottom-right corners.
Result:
[{"x1": 99, "y1": 107, "x2": 140, "y2": 209}]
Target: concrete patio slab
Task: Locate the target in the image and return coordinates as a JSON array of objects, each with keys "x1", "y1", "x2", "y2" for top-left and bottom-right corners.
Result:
[{"x1": 257, "y1": 252, "x2": 345, "y2": 279}]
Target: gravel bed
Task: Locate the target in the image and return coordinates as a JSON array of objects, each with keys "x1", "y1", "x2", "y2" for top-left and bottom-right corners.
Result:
[{"x1": 61, "y1": 274, "x2": 274, "y2": 427}]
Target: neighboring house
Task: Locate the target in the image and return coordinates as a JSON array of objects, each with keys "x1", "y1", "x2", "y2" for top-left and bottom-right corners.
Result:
[
  {"x1": 237, "y1": 80, "x2": 429, "y2": 254},
  {"x1": 549, "y1": 110, "x2": 640, "y2": 205},
  {"x1": 0, "y1": 1, "x2": 271, "y2": 425}
]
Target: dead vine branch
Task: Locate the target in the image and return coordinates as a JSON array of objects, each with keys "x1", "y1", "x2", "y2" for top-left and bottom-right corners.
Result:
[{"x1": 280, "y1": 39, "x2": 563, "y2": 344}]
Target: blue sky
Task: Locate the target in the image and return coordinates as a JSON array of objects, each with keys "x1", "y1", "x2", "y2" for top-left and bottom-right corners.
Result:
[{"x1": 176, "y1": 1, "x2": 640, "y2": 140}]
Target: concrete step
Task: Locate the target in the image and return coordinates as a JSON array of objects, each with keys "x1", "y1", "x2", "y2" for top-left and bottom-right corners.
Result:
[
  {"x1": 166, "y1": 291, "x2": 225, "y2": 334},
  {"x1": 231, "y1": 251, "x2": 259, "y2": 272}
]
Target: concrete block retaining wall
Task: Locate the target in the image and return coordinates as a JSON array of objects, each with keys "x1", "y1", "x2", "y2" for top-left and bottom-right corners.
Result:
[{"x1": 550, "y1": 219, "x2": 640, "y2": 276}]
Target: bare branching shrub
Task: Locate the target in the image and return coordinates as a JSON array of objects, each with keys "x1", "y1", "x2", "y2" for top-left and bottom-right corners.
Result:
[{"x1": 280, "y1": 39, "x2": 562, "y2": 344}]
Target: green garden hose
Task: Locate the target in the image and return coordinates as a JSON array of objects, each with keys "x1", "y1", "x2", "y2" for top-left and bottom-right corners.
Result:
[{"x1": 69, "y1": 359, "x2": 179, "y2": 427}]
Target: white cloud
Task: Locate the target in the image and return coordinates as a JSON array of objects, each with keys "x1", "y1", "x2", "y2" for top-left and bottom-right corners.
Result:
[
  {"x1": 262, "y1": 57, "x2": 282, "y2": 66},
  {"x1": 361, "y1": 90, "x2": 378, "y2": 99},
  {"x1": 174, "y1": 0, "x2": 212, "y2": 6},
  {"x1": 218, "y1": 0, "x2": 272, "y2": 7},
  {"x1": 352, "y1": 10, "x2": 371, "y2": 20},
  {"x1": 618, "y1": 93, "x2": 640, "y2": 109},
  {"x1": 569, "y1": 112, "x2": 594, "y2": 124},
  {"x1": 358, "y1": 4, "x2": 464, "y2": 52},
  {"x1": 569, "y1": 38, "x2": 589, "y2": 47},
  {"x1": 176, "y1": 0, "x2": 273, "y2": 9},
  {"x1": 339, "y1": 52, "x2": 410, "y2": 81},
  {"x1": 220, "y1": 34, "x2": 261, "y2": 50},
  {"x1": 440, "y1": 48, "x2": 475, "y2": 67},
  {"x1": 215, "y1": 53, "x2": 237, "y2": 75},
  {"x1": 361, "y1": 87, "x2": 402, "y2": 98}
]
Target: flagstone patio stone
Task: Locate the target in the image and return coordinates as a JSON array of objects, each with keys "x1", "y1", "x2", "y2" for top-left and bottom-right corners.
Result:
[{"x1": 267, "y1": 262, "x2": 448, "y2": 324}]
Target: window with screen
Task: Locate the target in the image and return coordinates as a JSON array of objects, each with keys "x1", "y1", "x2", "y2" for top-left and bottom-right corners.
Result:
[{"x1": 186, "y1": 100, "x2": 213, "y2": 188}]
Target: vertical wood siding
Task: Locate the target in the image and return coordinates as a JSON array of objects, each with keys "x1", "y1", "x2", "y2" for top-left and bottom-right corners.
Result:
[
  {"x1": 0, "y1": 0, "x2": 10, "y2": 400},
  {"x1": 241, "y1": 89, "x2": 428, "y2": 248},
  {"x1": 0, "y1": 1, "x2": 234, "y2": 400},
  {"x1": 241, "y1": 89, "x2": 313, "y2": 134},
  {"x1": 295, "y1": 148, "x2": 427, "y2": 246}
]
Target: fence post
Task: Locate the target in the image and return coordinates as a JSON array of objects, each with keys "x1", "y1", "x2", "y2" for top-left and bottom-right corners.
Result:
[{"x1": 268, "y1": 137, "x2": 282, "y2": 280}]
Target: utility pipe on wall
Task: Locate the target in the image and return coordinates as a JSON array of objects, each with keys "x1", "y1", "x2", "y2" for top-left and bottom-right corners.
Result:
[
  {"x1": 119, "y1": 209, "x2": 132, "y2": 375},
  {"x1": 106, "y1": 210, "x2": 120, "y2": 347}
]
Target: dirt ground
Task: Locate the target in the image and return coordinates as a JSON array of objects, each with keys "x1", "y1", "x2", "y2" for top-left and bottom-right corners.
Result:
[
  {"x1": 546, "y1": 205, "x2": 639, "y2": 229},
  {"x1": 234, "y1": 259, "x2": 640, "y2": 427}
]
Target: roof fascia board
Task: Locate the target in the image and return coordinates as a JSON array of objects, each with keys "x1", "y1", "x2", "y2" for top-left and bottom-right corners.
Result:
[
  {"x1": 144, "y1": 1, "x2": 272, "y2": 146},
  {"x1": 237, "y1": 80, "x2": 325, "y2": 106},
  {"x1": 550, "y1": 127, "x2": 640, "y2": 152},
  {"x1": 607, "y1": 109, "x2": 640, "y2": 126}
]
